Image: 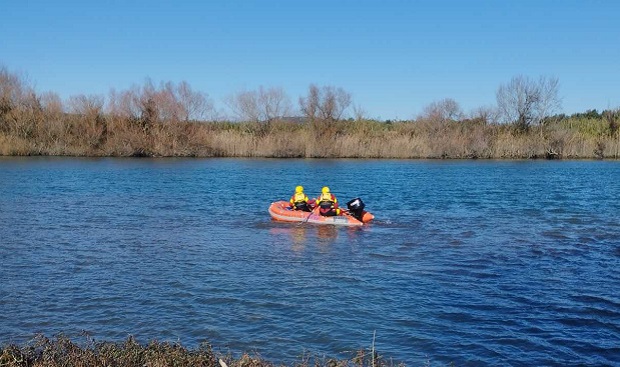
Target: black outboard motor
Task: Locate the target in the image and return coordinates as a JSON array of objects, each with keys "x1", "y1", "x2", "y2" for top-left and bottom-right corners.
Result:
[{"x1": 346, "y1": 197, "x2": 365, "y2": 221}]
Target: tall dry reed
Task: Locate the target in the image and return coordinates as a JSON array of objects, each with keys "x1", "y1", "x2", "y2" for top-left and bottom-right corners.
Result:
[{"x1": 2, "y1": 67, "x2": 619, "y2": 159}]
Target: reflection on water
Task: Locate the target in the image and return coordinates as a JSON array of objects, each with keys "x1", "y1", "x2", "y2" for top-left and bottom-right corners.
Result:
[
  {"x1": 289, "y1": 226, "x2": 309, "y2": 251},
  {"x1": 316, "y1": 225, "x2": 339, "y2": 242},
  {"x1": 269, "y1": 223, "x2": 341, "y2": 251},
  {"x1": 269, "y1": 225, "x2": 309, "y2": 252}
]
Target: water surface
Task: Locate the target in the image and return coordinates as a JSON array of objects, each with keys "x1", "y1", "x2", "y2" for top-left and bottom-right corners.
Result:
[{"x1": 1, "y1": 157, "x2": 619, "y2": 366}]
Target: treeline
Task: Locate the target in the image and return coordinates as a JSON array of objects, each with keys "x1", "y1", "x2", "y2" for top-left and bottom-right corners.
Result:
[{"x1": 1, "y1": 66, "x2": 619, "y2": 159}]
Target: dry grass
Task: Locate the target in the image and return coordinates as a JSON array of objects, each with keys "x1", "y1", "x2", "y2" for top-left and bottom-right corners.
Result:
[
  {"x1": 0, "y1": 334, "x2": 401, "y2": 367},
  {"x1": 2, "y1": 118, "x2": 619, "y2": 159},
  {"x1": 1, "y1": 67, "x2": 619, "y2": 159}
]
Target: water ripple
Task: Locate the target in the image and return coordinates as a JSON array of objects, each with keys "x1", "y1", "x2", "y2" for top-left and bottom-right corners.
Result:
[{"x1": 1, "y1": 158, "x2": 620, "y2": 366}]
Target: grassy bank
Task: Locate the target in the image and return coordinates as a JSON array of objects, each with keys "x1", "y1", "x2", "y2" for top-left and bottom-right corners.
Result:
[
  {"x1": 0, "y1": 335, "x2": 399, "y2": 367},
  {"x1": 2, "y1": 117, "x2": 619, "y2": 159},
  {"x1": 2, "y1": 67, "x2": 619, "y2": 159}
]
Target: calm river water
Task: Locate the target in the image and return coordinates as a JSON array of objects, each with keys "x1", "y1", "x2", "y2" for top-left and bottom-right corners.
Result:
[{"x1": 1, "y1": 157, "x2": 619, "y2": 366}]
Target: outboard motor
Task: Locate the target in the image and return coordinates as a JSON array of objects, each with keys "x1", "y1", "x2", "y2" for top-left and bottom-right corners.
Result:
[{"x1": 346, "y1": 197, "x2": 365, "y2": 221}]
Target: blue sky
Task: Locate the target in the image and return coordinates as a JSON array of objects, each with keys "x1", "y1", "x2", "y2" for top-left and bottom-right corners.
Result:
[{"x1": 2, "y1": 0, "x2": 619, "y2": 120}]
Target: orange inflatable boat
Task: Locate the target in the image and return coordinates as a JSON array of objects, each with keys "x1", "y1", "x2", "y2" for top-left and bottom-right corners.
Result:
[{"x1": 268, "y1": 198, "x2": 374, "y2": 226}]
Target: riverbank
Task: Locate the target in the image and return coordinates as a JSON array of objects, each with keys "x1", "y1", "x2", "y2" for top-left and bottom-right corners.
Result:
[
  {"x1": 2, "y1": 66, "x2": 619, "y2": 159},
  {"x1": 0, "y1": 335, "x2": 394, "y2": 367},
  {"x1": 1, "y1": 117, "x2": 619, "y2": 159}
]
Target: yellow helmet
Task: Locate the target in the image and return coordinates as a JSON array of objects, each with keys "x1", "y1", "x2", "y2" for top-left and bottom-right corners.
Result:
[
  {"x1": 322, "y1": 186, "x2": 330, "y2": 194},
  {"x1": 295, "y1": 185, "x2": 304, "y2": 193}
]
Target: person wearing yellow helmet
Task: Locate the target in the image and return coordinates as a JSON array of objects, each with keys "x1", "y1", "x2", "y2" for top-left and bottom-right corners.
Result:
[
  {"x1": 289, "y1": 185, "x2": 310, "y2": 212},
  {"x1": 315, "y1": 186, "x2": 341, "y2": 216}
]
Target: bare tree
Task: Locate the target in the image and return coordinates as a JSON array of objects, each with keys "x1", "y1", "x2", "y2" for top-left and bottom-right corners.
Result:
[
  {"x1": 138, "y1": 79, "x2": 167, "y2": 126},
  {"x1": 536, "y1": 76, "x2": 562, "y2": 126},
  {"x1": 69, "y1": 94, "x2": 107, "y2": 145},
  {"x1": 421, "y1": 98, "x2": 463, "y2": 123},
  {"x1": 469, "y1": 106, "x2": 499, "y2": 125},
  {"x1": 320, "y1": 85, "x2": 352, "y2": 121},
  {"x1": 37, "y1": 91, "x2": 65, "y2": 141},
  {"x1": 110, "y1": 80, "x2": 213, "y2": 124},
  {"x1": 40, "y1": 92, "x2": 63, "y2": 117},
  {"x1": 156, "y1": 81, "x2": 184, "y2": 122},
  {"x1": 226, "y1": 90, "x2": 260, "y2": 122},
  {"x1": 107, "y1": 84, "x2": 153, "y2": 132},
  {"x1": 0, "y1": 67, "x2": 35, "y2": 132},
  {"x1": 69, "y1": 94, "x2": 104, "y2": 117},
  {"x1": 0, "y1": 67, "x2": 22, "y2": 119},
  {"x1": 176, "y1": 81, "x2": 214, "y2": 122},
  {"x1": 352, "y1": 103, "x2": 367, "y2": 122},
  {"x1": 0, "y1": 67, "x2": 45, "y2": 138},
  {"x1": 299, "y1": 84, "x2": 320, "y2": 122},
  {"x1": 107, "y1": 86, "x2": 142, "y2": 124},
  {"x1": 299, "y1": 84, "x2": 352, "y2": 122},
  {"x1": 226, "y1": 86, "x2": 292, "y2": 123},
  {"x1": 257, "y1": 86, "x2": 292, "y2": 123},
  {"x1": 496, "y1": 75, "x2": 561, "y2": 132}
]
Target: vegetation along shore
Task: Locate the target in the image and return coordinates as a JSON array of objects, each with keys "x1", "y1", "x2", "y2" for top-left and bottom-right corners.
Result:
[
  {"x1": 0, "y1": 334, "x2": 399, "y2": 367},
  {"x1": 1, "y1": 66, "x2": 619, "y2": 159}
]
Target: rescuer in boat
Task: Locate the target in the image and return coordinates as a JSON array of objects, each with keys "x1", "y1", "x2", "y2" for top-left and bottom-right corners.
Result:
[
  {"x1": 289, "y1": 185, "x2": 311, "y2": 212},
  {"x1": 316, "y1": 186, "x2": 341, "y2": 216}
]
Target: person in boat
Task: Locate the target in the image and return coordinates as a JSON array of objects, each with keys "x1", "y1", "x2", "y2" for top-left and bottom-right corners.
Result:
[
  {"x1": 289, "y1": 185, "x2": 311, "y2": 212},
  {"x1": 316, "y1": 186, "x2": 341, "y2": 216}
]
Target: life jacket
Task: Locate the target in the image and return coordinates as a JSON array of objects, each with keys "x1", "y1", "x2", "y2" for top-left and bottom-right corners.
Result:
[
  {"x1": 291, "y1": 192, "x2": 308, "y2": 204},
  {"x1": 317, "y1": 193, "x2": 337, "y2": 208},
  {"x1": 290, "y1": 192, "x2": 309, "y2": 210},
  {"x1": 317, "y1": 193, "x2": 340, "y2": 216}
]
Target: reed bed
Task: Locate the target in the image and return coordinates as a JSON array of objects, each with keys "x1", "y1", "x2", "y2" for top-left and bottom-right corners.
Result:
[
  {"x1": 1, "y1": 67, "x2": 619, "y2": 159},
  {"x1": 2, "y1": 115, "x2": 620, "y2": 159}
]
